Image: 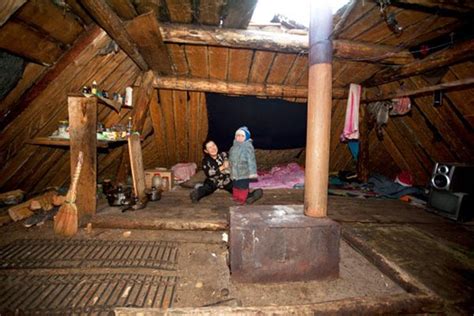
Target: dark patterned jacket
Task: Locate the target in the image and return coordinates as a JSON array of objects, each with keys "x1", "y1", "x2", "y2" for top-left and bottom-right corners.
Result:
[{"x1": 202, "y1": 152, "x2": 232, "y2": 188}]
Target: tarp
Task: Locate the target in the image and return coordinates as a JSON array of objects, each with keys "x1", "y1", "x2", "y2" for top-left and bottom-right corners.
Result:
[{"x1": 206, "y1": 93, "x2": 307, "y2": 150}]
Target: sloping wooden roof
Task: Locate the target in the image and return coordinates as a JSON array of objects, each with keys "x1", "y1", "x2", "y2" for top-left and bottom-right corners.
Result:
[{"x1": 0, "y1": 0, "x2": 473, "y2": 193}]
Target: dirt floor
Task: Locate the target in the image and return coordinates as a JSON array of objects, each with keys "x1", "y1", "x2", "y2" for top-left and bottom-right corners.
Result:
[{"x1": 0, "y1": 187, "x2": 473, "y2": 314}]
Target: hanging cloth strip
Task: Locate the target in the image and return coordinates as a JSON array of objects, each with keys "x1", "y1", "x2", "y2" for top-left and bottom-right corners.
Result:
[{"x1": 340, "y1": 83, "x2": 362, "y2": 142}]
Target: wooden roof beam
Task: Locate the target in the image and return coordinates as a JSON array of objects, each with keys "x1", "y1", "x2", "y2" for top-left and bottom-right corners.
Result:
[
  {"x1": 153, "y1": 76, "x2": 347, "y2": 99},
  {"x1": 364, "y1": 39, "x2": 474, "y2": 87},
  {"x1": 81, "y1": 0, "x2": 149, "y2": 71},
  {"x1": 0, "y1": 0, "x2": 27, "y2": 26},
  {"x1": 0, "y1": 20, "x2": 63, "y2": 65},
  {"x1": 364, "y1": 77, "x2": 474, "y2": 102},
  {"x1": 160, "y1": 24, "x2": 415, "y2": 65},
  {"x1": 125, "y1": 10, "x2": 173, "y2": 75}
]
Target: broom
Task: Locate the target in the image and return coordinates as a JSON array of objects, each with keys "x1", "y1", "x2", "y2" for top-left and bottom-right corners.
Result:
[{"x1": 54, "y1": 151, "x2": 83, "y2": 236}]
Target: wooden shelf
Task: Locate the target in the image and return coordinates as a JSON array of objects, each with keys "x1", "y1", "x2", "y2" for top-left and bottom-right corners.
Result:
[{"x1": 28, "y1": 137, "x2": 126, "y2": 148}]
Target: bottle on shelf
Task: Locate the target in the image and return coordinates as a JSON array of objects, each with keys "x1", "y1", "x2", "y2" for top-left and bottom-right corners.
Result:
[
  {"x1": 125, "y1": 86, "x2": 133, "y2": 106},
  {"x1": 91, "y1": 81, "x2": 98, "y2": 95},
  {"x1": 127, "y1": 116, "x2": 133, "y2": 135}
]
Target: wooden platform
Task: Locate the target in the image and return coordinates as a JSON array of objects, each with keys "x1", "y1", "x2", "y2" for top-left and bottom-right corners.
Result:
[{"x1": 91, "y1": 188, "x2": 474, "y2": 313}]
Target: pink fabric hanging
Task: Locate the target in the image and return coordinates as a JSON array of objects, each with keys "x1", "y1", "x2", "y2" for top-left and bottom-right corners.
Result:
[{"x1": 340, "y1": 83, "x2": 362, "y2": 142}]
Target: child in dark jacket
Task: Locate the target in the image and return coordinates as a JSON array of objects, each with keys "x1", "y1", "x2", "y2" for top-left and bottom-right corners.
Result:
[
  {"x1": 190, "y1": 140, "x2": 233, "y2": 203},
  {"x1": 229, "y1": 126, "x2": 263, "y2": 205}
]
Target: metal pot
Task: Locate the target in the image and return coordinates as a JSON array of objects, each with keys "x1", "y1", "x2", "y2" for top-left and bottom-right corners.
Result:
[
  {"x1": 146, "y1": 187, "x2": 162, "y2": 201},
  {"x1": 107, "y1": 186, "x2": 131, "y2": 206}
]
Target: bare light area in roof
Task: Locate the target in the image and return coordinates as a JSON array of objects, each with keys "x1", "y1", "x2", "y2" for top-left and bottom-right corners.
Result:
[{"x1": 251, "y1": 0, "x2": 351, "y2": 27}]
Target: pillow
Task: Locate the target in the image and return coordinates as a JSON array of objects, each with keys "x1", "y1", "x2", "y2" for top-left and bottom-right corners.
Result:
[{"x1": 179, "y1": 170, "x2": 206, "y2": 189}]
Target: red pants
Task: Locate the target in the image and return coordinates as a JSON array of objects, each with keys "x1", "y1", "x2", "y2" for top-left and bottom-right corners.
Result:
[{"x1": 232, "y1": 188, "x2": 248, "y2": 205}]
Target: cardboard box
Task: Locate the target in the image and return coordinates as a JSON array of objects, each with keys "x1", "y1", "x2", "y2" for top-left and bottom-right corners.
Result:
[{"x1": 145, "y1": 168, "x2": 173, "y2": 191}]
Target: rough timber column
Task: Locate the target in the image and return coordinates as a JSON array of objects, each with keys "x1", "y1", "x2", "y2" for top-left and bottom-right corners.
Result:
[{"x1": 304, "y1": 1, "x2": 333, "y2": 217}]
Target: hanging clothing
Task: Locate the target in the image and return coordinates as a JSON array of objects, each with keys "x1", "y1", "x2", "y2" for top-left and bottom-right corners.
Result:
[
  {"x1": 390, "y1": 97, "x2": 411, "y2": 115},
  {"x1": 340, "y1": 83, "x2": 362, "y2": 142}
]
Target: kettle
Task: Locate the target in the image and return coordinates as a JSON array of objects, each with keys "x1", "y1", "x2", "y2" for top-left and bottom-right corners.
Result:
[{"x1": 146, "y1": 186, "x2": 162, "y2": 201}]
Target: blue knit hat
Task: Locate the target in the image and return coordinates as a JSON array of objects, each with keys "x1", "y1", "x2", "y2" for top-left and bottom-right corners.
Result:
[{"x1": 235, "y1": 126, "x2": 251, "y2": 141}]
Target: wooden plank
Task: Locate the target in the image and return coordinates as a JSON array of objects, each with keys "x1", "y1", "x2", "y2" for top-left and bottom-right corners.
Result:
[
  {"x1": 266, "y1": 53, "x2": 297, "y2": 85},
  {"x1": 208, "y1": 46, "x2": 229, "y2": 80},
  {"x1": 408, "y1": 76, "x2": 474, "y2": 162},
  {"x1": 284, "y1": 55, "x2": 308, "y2": 85},
  {"x1": 65, "y1": 0, "x2": 94, "y2": 25},
  {"x1": 222, "y1": 0, "x2": 257, "y2": 29},
  {"x1": 165, "y1": 0, "x2": 192, "y2": 23},
  {"x1": 15, "y1": 0, "x2": 84, "y2": 45},
  {"x1": 373, "y1": 10, "x2": 432, "y2": 45},
  {"x1": 197, "y1": 92, "x2": 208, "y2": 163},
  {"x1": 198, "y1": 0, "x2": 225, "y2": 25},
  {"x1": 338, "y1": 5, "x2": 382, "y2": 40},
  {"x1": 167, "y1": 43, "x2": 189, "y2": 76},
  {"x1": 188, "y1": 92, "x2": 200, "y2": 163},
  {"x1": 159, "y1": 89, "x2": 178, "y2": 164},
  {"x1": 0, "y1": 0, "x2": 27, "y2": 26},
  {"x1": 68, "y1": 96, "x2": 97, "y2": 216},
  {"x1": 128, "y1": 133, "x2": 146, "y2": 200},
  {"x1": 125, "y1": 10, "x2": 173, "y2": 75},
  {"x1": 185, "y1": 45, "x2": 209, "y2": 78},
  {"x1": 81, "y1": 0, "x2": 149, "y2": 71},
  {"x1": 331, "y1": 0, "x2": 358, "y2": 39},
  {"x1": 28, "y1": 137, "x2": 113, "y2": 148},
  {"x1": 228, "y1": 48, "x2": 253, "y2": 82},
  {"x1": 149, "y1": 89, "x2": 169, "y2": 167},
  {"x1": 335, "y1": 1, "x2": 377, "y2": 37},
  {"x1": 0, "y1": 20, "x2": 63, "y2": 65},
  {"x1": 106, "y1": 0, "x2": 138, "y2": 20},
  {"x1": 443, "y1": 64, "x2": 474, "y2": 127},
  {"x1": 248, "y1": 51, "x2": 275, "y2": 83},
  {"x1": 173, "y1": 90, "x2": 188, "y2": 161}
]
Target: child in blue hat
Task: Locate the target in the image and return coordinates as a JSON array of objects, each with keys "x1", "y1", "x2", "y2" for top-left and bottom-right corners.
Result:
[{"x1": 229, "y1": 126, "x2": 263, "y2": 204}]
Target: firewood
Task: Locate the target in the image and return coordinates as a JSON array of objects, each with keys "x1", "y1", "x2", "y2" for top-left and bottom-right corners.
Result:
[
  {"x1": 8, "y1": 190, "x2": 58, "y2": 221},
  {"x1": 0, "y1": 189, "x2": 25, "y2": 205}
]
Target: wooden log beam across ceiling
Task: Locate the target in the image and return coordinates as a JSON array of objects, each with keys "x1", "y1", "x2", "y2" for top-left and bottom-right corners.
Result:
[
  {"x1": 0, "y1": 0, "x2": 27, "y2": 26},
  {"x1": 365, "y1": 39, "x2": 474, "y2": 87},
  {"x1": 364, "y1": 77, "x2": 474, "y2": 102},
  {"x1": 160, "y1": 24, "x2": 415, "y2": 65},
  {"x1": 153, "y1": 76, "x2": 347, "y2": 99},
  {"x1": 81, "y1": 0, "x2": 149, "y2": 71}
]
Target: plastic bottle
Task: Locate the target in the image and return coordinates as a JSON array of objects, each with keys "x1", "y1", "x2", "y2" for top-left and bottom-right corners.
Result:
[
  {"x1": 127, "y1": 116, "x2": 133, "y2": 135},
  {"x1": 125, "y1": 86, "x2": 133, "y2": 106},
  {"x1": 91, "y1": 81, "x2": 98, "y2": 95}
]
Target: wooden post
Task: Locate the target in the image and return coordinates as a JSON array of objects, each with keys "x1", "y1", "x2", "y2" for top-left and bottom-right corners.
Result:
[
  {"x1": 68, "y1": 95, "x2": 97, "y2": 217},
  {"x1": 304, "y1": 1, "x2": 333, "y2": 218}
]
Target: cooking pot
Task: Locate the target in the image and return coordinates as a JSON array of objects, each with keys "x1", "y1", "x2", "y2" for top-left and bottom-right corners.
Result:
[{"x1": 146, "y1": 187, "x2": 162, "y2": 201}]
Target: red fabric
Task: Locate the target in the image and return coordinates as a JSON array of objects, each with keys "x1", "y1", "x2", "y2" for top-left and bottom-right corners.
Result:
[
  {"x1": 395, "y1": 170, "x2": 414, "y2": 187},
  {"x1": 233, "y1": 188, "x2": 249, "y2": 204}
]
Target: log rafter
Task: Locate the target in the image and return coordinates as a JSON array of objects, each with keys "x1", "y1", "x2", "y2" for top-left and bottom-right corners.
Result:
[
  {"x1": 81, "y1": 0, "x2": 149, "y2": 71},
  {"x1": 365, "y1": 39, "x2": 474, "y2": 87},
  {"x1": 153, "y1": 76, "x2": 347, "y2": 99},
  {"x1": 160, "y1": 24, "x2": 415, "y2": 65}
]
